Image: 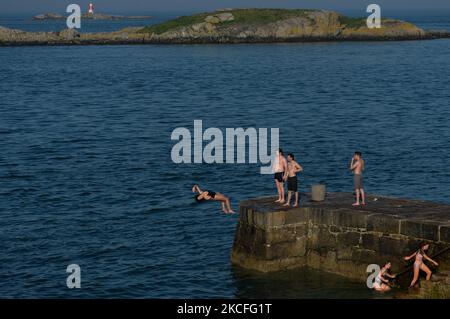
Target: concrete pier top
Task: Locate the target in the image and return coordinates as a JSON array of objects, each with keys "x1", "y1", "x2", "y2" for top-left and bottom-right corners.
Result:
[
  {"x1": 241, "y1": 193, "x2": 450, "y2": 225},
  {"x1": 232, "y1": 192, "x2": 450, "y2": 279}
]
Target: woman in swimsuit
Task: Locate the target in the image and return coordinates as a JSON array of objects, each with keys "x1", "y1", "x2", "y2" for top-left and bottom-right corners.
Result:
[
  {"x1": 404, "y1": 243, "x2": 439, "y2": 287},
  {"x1": 192, "y1": 184, "x2": 235, "y2": 214},
  {"x1": 373, "y1": 262, "x2": 396, "y2": 292}
]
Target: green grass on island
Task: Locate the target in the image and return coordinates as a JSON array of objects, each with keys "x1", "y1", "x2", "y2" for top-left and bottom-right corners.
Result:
[
  {"x1": 138, "y1": 8, "x2": 401, "y2": 35},
  {"x1": 139, "y1": 8, "x2": 315, "y2": 34},
  {"x1": 337, "y1": 16, "x2": 367, "y2": 29}
]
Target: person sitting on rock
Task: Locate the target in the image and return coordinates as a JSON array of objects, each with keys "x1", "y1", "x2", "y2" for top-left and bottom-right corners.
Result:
[
  {"x1": 404, "y1": 243, "x2": 439, "y2": 288},
  {"x1": 373, "y1": 262, "x2": 396, "y2": 292},
  {"x1": 192, "y1": 184, "x2": 235, "y2": 214}
]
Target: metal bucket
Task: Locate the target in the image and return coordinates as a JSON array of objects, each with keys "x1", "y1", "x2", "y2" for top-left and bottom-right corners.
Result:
[{"x1": 311, "y1": 184, "x2": 326, "y2": 201}]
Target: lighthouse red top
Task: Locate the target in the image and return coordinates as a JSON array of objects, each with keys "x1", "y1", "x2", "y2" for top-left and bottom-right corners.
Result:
[{"x1": 88, "y1": 3, "x2": 94, "y2": 14}]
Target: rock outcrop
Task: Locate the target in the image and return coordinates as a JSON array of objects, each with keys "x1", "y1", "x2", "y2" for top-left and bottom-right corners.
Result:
[
  {"x1": 0, "y1": 26, "x2": 61, "y2": 44},
  {"x1": 33, "y1": 13, "x2": 64, "y2": 20},
  {"x1": 0, "y1": 26, "x2": 150, "y2": 45},
  {"x1": 204, "y1": 12, "x2": 235, "y2": 24},
  {"x1": 2, "y1": 9, "x2": 449, "y2": 46},
  {"x1": 33, "y1": 13, "x2": 152, "y2": 20},
  {"x1": 149, "y1": 10, "x2": 429, "y2": 43},
  {"x1": 58, "y1": 28, "x2": 80, "y2": 40},
  {"x1": 399, "y1": 271, "x2": 450, "y2": 299}
]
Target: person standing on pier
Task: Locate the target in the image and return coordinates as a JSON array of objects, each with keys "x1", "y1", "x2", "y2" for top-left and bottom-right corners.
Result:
[
  {"x1": 283, "y1": 153, "x2": 303, "y2": 207},
  {"x1": 273, "y1": 149, "x2": 288, "y2": 204},
  {"x1": 350, "y1": 151, "x2": 365, "y2": 206}
]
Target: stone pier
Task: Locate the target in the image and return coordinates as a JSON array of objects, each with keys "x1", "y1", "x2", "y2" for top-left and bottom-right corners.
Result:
[{"x1": 231, "y1": 193, "x2": 450, "y2": 281}]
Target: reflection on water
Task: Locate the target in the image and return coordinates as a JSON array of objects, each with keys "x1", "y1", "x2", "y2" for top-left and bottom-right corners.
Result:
[{"x1": 232, "y1": 266, "x2": 394, "y2": 299}]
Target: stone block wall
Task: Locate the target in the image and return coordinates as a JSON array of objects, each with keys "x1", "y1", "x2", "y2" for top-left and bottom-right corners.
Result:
[{"x1": 231, "y1": 197, "x2": 450, "y2": 281}]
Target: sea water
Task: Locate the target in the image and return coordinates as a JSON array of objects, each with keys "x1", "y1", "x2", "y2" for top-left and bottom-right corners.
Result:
[{"x1": 0, "y1": 12, "x2": 449, "y2": 298}]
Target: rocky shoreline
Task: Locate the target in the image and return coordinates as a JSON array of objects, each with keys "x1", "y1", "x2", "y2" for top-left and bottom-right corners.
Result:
[
  {"x1": 1, "y1": 9, "x2": 450, "y2": 46},
  {"x1": 33, "y1": 13, "x2": 152, "y2": 20}
]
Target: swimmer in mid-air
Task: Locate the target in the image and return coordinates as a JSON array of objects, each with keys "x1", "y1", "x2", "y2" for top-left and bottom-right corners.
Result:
[{"x1": 192, "y1": 184, "x2": 235, "y2": 214}]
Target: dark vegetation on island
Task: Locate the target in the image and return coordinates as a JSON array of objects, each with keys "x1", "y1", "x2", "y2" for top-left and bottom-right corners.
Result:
[
  {"x1": 1, "y1": 8, "x2": 449, "y2": 46},
  {"x1": 33, "y1": 12, "x2": 152, "y2": 20},
  {"x1": 140, "y1": 9, "x2": 316, "y2": 34}
]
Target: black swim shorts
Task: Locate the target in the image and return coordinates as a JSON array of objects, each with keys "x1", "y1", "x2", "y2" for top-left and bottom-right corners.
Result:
[
  {"x1": 287, "y1": 176, "x2": 298, "y2": 192},
  {"x1": 274, "y1": 172, "x2": 284, "y2": 182}
]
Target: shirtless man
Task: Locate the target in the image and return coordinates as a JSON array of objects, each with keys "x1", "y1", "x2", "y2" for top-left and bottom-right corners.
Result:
[
  {"x1": 272, "y1": 149, "x2": 288, "y2": 204},
  {"x1": 283, "y1": 153, "x2": 303, "y2": 207},
  {"x1": 350, "y1": 151, "x2": 365, "y2": 206}
]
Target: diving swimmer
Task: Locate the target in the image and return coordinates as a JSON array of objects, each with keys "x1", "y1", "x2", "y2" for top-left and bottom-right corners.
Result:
[{"x1": 192, "y1": 184, "x2": 235, "y2": 214}]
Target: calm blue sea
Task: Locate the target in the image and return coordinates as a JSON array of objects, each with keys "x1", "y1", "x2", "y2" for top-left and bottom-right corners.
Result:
[{"x1": 0, "y1": 12, "x2": 449, "y2": 298}]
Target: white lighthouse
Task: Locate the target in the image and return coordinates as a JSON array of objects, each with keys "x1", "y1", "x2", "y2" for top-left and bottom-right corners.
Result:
[{"x1": 88, "y1": 3, "x2": 94, "y2": 14}]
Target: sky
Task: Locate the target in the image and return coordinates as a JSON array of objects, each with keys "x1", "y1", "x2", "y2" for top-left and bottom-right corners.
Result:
[{"x1": 0, "y1": 0, "x2": 449, "y2": 15}]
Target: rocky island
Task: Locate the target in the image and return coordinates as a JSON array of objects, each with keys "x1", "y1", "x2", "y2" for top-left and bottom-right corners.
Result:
[
  {"x1": 32, "y1": 12, "x2": 152, "y2": 20},
  {"x1": 1, "y1": 8, "x2": 449, "y2": 46}
]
